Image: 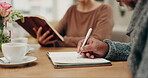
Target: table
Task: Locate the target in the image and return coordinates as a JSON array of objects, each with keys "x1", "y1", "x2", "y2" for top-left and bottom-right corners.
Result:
[{"x1": 0, "y1": 44, "x2": 132, "y2": 78}]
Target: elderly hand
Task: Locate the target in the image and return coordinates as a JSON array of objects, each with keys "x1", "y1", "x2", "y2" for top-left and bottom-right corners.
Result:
[
  {"x1": 77, "y1": 37, "x2": 109, "y2": 59},
  {"x1": 33, "y1": 27, "x2": 57, "y2": 45}
]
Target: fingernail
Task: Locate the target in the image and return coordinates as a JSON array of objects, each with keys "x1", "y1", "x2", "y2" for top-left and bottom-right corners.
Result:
[
  {"x1": 80, "y1": 47, "x2": 83, "y2": 51},
  {"x1": 91, "y1": 55, "x2": 94, "y2": 59},
  {"x1": 47, "y1": 31, "x2": 50, "y2": 33},
  {"x1": 39, "y1": 27, "x2": 42, "y2": 30}
]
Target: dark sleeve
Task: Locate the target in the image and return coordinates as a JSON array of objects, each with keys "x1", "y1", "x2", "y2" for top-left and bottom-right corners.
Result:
[
  {"x1": 135, "y1": 35, "x2": 148, "y2": 77},
  {"x1": 103, "y1": 40, "x2": 132, "y2": 61}
]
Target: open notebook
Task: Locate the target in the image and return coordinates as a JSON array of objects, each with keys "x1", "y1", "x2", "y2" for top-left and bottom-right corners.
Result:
[{"x1": 47, "y1": 52, "x2": 111, "y2": 68}]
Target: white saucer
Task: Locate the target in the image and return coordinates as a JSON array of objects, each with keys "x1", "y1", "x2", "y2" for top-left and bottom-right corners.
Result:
[{"x1": 0, "y1": 56, "x2": 37, "y2": 67}]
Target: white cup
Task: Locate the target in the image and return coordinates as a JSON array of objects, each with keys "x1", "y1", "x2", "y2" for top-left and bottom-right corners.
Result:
[
  {"x1": 2, "y1": 43, "x2": 29, "y2": 63},
  {"x1": 11, "y1": 37, "x2": 28, "y2": 44}
]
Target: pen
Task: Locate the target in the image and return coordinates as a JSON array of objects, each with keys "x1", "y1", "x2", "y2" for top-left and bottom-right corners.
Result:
[{"x1": 78, "y1": 28, "x2": 92, "y2": 56}]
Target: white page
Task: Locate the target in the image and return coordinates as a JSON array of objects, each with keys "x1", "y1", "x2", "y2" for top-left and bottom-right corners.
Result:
[{"x1": 48, "y1": 52, "x2": 110, "y2": 64}]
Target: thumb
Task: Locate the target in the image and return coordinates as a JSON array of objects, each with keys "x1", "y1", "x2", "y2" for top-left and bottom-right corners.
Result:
[
  {"x1": 77, "y1": 40, "x2": 84, "y2": 52},
  {"x1": 82, "y1": 45, "x2": 93, "y2": 52}
]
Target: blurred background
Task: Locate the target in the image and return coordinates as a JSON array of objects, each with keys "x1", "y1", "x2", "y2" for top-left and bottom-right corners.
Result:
[{"x1": 0, "y1": 0, "x2": 133, "y2": 44}]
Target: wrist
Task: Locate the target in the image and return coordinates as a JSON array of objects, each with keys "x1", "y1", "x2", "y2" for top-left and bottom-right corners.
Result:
[{"x1": 101, "y1": 41, "x2": 109, "y2": 57}]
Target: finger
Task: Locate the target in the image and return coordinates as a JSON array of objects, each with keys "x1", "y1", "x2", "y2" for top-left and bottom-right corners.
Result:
[
  {"x1": 42, "y1": 35, "x2": 54, "y2": 43},
  {"x1": 87, "y1": 39, "x2": 93, "y2": 45},
  {"x1": 36, "y1": 27, "x2": 42, "y2": 38},
  {"x1": 81, "y1": 52, "x2": 86, "y2": 57},
  {"x1": 39, "y1": 31, "x2": 50, "y2": 42},
  {"x1": 82, "y1": 45, "x2": 93, "y2": 52},
  {"x1": 77, "y1": 39, "x2": 84, "y2": 52},
  {"x1": 33, "y1": 27, "x2": 37, "y2": 33},
  {"x1": 90, "y1": 55, "x2": 95, "y2": 59},
  {"x1": 86, "y1": 53, "x2": 90, "y2": 57}
]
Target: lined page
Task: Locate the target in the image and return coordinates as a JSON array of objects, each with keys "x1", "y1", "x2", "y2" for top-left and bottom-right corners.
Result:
[{"x1": 48, "y1": 52, "x2": 110, "y2": 64}]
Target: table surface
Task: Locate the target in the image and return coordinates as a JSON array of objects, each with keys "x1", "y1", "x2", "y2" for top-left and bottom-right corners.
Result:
[{"x1": 0, "y1": 44, "x2": 132, "y2": 78}]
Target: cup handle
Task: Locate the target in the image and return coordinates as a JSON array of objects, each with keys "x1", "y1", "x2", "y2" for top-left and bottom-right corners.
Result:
[
  {"x1": 26, "y1": 44, "x2": 30, "y2": 53},
  {"x1": 26, "y1": 45, "x2": 34, "y2": 53}
]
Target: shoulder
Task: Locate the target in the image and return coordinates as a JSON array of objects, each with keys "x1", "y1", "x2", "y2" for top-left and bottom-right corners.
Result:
[
  {"x1": 101, "y1": 4, "x2": 112, "y2": 9},
  {"x1": 66, "y1": 5, "x2": 77, "y2": 13},
  {"x1": 94, "y1": 4, "x2": 113, "y2": 15},
  {"x1": 98, "y1": 4, "x2": 113, "y2": 12},
  {"x1": 63, "y1": 4, "x2": 77, "y2": 17}
]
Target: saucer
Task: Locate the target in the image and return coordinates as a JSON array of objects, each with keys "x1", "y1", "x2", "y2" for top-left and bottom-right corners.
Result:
[{"x1": 0, "y1": 56, "x2": 37, "y2": 67}]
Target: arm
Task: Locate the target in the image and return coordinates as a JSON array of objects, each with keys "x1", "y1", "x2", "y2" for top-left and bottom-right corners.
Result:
[
  {"x1": 55, "y1": 36, "x2": 84, "y2": 47},
  {"x1": 91, "y1": 5, "x2": 114, "y2": 40},
  {"x1": 55, "y1": 5, "x2": 114, "y2": 47},
  {"x1": 54, "y1": 6, "x2": 72, "y2": 36},
  {"x1": 35, "y1": 6, "x2": 72, "y2": 47},
  {"x1": 103, "y1": 40, "x2": 132, "y2": 61},
  {"x1": 77, "y1": 38, "x2": 131, "y2": 60},
  {"x1": 134, "y1": 38, "x2": 148, "y2": 77}
]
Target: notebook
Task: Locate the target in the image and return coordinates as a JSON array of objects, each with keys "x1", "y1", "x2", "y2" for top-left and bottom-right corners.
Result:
[
  {"x1": 16, "y1": 16, "x2": 64, "y2": 41},
  {"x1": 47, "y1": 52, "x2": 112, "y2": 68}
]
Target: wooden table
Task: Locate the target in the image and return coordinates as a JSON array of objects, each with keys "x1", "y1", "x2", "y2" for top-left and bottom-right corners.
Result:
[{"x1": 0, "y1": 44, "x2": 132, "y2": 78}]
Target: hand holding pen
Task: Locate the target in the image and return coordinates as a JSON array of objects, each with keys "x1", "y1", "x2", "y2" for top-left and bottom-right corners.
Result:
[
  {"x1": 77, "y1": 37, "x2": 109, "y2": 59},
  {"x1": 78, "y1": 28, "x2": 92, "y2": 56}
]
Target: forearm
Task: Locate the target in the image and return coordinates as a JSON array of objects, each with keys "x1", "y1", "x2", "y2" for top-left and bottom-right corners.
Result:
[
  {"x1": 103, "y1": 40, "x2": 132, "y2": 61},
  {"x1": 55, "y1": 36, "x2": 84, "y2": 47}
]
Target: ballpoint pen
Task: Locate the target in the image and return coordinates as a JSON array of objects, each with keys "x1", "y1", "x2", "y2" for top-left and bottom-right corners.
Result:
[{"x1": 78, "y1": 28, "x2": 92, "y2": 56}]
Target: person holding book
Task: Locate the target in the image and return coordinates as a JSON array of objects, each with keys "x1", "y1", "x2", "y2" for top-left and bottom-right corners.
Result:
[
  {"x1": 33, "y1": 0, "x2": 114, "y2": 47},
  {"x1": 77, "y1": 0, "x2": 148, "y2": 77}
]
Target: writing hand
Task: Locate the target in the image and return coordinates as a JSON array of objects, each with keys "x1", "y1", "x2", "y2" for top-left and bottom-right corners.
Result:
[{"x1": 77, "y1": 37, "x2": 109, "y2": 59}]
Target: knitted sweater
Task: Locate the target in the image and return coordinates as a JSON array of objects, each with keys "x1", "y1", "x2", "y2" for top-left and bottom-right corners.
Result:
[{"x1": 104, "y1": 0, "x2": 148, "y2": 78}]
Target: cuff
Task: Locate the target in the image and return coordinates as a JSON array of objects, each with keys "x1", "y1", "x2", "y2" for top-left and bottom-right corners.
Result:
[{"x1": 103, "y1": 39, "x2": 116, "y2": 60}]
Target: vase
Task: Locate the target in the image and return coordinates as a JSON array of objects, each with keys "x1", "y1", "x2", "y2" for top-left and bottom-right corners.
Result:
[{"x1": 0, "y1": 25, "x2": 11, "y2": 51}]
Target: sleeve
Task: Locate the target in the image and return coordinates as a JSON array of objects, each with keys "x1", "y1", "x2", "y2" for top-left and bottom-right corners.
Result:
[
  {"x1": 55, "y1": 5, "x2": 114, "y2": 47},
  {"x1": 103, "y1": 39, "x2": 132, "y2": 61},
  {"x1": 91, "y1": 5, "x2": 114, "y2": 40},
  {"x1": 54, "y1": 6, "x2": 73, "y2": 36},
  {"x1": 135, "y1": 36, "x2": 148, "y2": 77},
  {"x1": 55, "y1": 36, "x2": 84, "y2": 47},
  {"x1": 54, "y1": 6, "x2": 83, "y2": 47}
]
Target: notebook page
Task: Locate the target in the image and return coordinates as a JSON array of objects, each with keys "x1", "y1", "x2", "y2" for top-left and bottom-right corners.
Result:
[
  {"x1": 48, "y1": 52, "x2": 78, "y2": 57},
  {"x1": 48, "y1": 52, "x2": 110, "y2": 64}
]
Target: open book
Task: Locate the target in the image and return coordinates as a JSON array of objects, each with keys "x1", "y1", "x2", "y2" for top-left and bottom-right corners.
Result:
[
  {"x1": 47, "y1": 52, "x2": 111, "y2": 68},
  {"x1": 16, "y1": 16, "x2": 64, "y2": 41}
]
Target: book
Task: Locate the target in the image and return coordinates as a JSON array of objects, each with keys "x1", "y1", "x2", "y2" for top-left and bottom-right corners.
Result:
[
  {"x1": 16, "y1": 16, "x2": 64, "y2": 41},
  {"x1": 47, "y1": 52, "x2": 112, "y2": 68}
]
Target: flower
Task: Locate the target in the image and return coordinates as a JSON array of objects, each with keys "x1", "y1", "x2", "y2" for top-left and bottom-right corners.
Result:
[
  {"x1": 0, "y1": 2, "x2": 24, "y2": 25},
  {"x1": 0, "y1": 2, "x2": 24, "y2": 51},
  {"x1": 0, "y1": 2, "x2": 12, "y2": 10},
  {"x1": 0, "y1": 2, "x2": 11, "y2": 17}
]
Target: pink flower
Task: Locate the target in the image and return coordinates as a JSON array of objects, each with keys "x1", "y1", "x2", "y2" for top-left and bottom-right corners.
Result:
[
  {"x1": 0, "y1": 7, "x2": 10, "y2": 17},
  {"x1": 0, "y1": 2, "x2": 11, "y2": 17},
  {"x1": 0, "y1": 2, "x2": 23, "y2": 23},
  {"x1": 0, "y1": 2, "x2": 12, "y2": 10}
]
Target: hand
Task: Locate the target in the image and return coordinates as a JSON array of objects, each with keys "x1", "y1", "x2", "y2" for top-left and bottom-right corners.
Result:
[
  {"x1": 33, "y1": 27, "x2": 57, "y2": 45},
  {"x1": 77, "y1": 37, "x2": 109, "y2": 59}
]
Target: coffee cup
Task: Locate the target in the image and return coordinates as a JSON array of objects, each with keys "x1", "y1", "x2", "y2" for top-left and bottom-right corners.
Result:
[
  {"x1": 2, "y1": 43, "x2": 28, "y2": 63},
  {"x1": 11, "y1": 37, "x2": 28, "y2": 44},
  {"x1": 11, "y1": 37, "x2": 32, "y2": 53}
]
